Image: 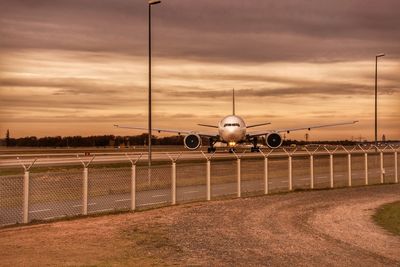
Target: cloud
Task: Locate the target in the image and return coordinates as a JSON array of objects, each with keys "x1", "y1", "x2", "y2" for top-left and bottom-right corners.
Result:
[
  {"x1": 1, "y1": 0, "x2": 400, "y2": 138},
  {"x1": 1, "y1": 0, "x2": 400, "y2": 62}
]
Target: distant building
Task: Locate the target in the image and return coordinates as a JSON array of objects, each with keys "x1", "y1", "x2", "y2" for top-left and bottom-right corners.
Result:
[{"x1": 382, "y1": 134, "x2": 386, "y2": 142}]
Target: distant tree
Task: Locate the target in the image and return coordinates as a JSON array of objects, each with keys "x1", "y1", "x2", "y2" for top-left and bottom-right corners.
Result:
[{"x1": 5, "y1": 129, "x2": 10, "y2": 147}]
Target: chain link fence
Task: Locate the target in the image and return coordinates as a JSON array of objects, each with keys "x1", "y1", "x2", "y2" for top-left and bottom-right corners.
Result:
[
  {"x1": 0, "y1": 173, "x2": 23, "y2": 226},
  {"x1": 0, "y1": 145, "x2": 398, "y2": 227},
  {"x1": 88, "y1": 167, "x2": 131, "y2": 214},
  {"x1": 136, "y1": 165, "x2": 171, "y2": 209},
  {"x1": 29, "y1": 168, "x2": 82, "y2": 221}
]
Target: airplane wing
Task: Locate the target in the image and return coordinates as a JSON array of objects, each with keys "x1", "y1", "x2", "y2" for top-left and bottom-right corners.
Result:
[
  {"x1": 246, "y1": 122, "x2": 271, "y2": 128},
  {"x1": 247, "y1": 120, "x2": 359, "y2": 137},
  {"x1": 198, "y1": 124, "x2": 218, "y2": 128},
  {"x1": 114, "y1": 125, "x2": 217, "y2": 138}
]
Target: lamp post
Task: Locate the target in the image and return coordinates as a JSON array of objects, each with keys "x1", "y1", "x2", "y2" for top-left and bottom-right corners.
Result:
[
  {"x1": 148, "y1": 0, "x2": 161, "y2": 168},
  {"x1": 375, "y1": 53, "x2": 385, "y2": 147}
]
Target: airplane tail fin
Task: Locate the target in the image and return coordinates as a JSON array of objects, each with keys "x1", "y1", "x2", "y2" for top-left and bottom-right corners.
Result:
[{"x1": 232, "y1": 88, "x2": 235, "y2": 115}]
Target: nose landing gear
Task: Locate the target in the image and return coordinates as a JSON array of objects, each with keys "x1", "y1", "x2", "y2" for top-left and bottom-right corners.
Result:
[{"x1": 228, "y1": 148, "x2": 236, "y2": 153}]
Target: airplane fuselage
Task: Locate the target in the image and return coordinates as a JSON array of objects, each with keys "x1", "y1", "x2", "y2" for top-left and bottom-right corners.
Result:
[{"x1": 218, "y1": 115, "x2": 247, "y2": 146}]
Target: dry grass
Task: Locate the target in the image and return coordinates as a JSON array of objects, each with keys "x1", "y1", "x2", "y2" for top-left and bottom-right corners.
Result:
[{"x1": 1, "y1": 184, "x2": 399, "y2": 266}]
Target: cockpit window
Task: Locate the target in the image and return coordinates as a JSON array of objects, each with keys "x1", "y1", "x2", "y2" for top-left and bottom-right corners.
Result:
[{"x1": 224, "y1": 123, "x2": 240, "y2": 127}]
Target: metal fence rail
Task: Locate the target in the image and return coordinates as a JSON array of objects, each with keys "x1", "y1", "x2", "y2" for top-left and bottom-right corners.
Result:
[{"x1": 0, "y1": 145, "x2": 398, "y2": 227}]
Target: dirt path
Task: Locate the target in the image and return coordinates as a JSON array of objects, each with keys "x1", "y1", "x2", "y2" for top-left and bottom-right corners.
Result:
[{"x1": 0, "y1": 184, "x2": 399, "y2": 266}]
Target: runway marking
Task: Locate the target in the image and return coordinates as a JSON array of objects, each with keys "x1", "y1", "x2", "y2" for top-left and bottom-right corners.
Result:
[
  {"x1": 73, "y1": 203, "x2": 96, "y2": 208},
  {"x1": 183, "y1": 190, "x2": 199, "y2": 194},
  {"x1": 29, "y1": 208, "x2": 51, "y2": 213},
  {"x1": 138, "y1": 201, "x2": 167, "y2": 207},
  {"x1": 115, "y1": 198, "x2": 131, "y2": 202},
  {"x1": 152, "y1": 194, "x2": 167, "y2": 198}
]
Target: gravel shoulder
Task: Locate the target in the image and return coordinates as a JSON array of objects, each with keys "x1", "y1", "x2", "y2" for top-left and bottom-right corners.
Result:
[{"x1": 0, "y1": 184, "x2": 399, "y2": 266}]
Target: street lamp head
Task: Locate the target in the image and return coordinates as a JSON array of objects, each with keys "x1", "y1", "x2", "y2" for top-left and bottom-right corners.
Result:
[
  {"x1": 376, "y1": 53, "x2": 385, "y2": 58},
  {"x1": 149, "y1": 0, "x2": 161, "y2": 5}
]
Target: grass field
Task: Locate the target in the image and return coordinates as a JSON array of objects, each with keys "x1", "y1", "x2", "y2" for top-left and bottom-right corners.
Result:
[{"x1": 373, "y1": 201, "x2": 400, "y2": 235}]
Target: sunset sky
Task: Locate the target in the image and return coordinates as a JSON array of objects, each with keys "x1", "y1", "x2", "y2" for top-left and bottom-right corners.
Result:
[{"x1": 0, "y1": 0, "x2": 399, "y2": 140}]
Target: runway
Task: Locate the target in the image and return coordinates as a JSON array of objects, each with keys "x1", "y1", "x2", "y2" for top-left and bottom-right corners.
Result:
[{"x1": 0, "y1": 147, "x2": 398, "y2": 168}]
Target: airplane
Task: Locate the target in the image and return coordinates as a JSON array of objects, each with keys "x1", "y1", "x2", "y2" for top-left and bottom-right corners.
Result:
[{"x1": 115, "y1": 89, "x2": 358, "y2": 153}]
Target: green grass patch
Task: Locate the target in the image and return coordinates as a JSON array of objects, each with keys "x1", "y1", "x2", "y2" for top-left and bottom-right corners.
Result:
[{"x1": 373, "y1": 201, "x2": 400, "y2": 235}]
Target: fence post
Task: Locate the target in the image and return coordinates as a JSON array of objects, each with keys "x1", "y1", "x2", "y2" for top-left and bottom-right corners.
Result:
[
  {"x1": 83, "y1": 167, "x2": 88, "y2": 215},
  {"x1": 364, "y1": 153, "x2": 368, "y2": 185},
  {"x1": 259, "y1": 149, "x2": 273, "y2": 195},
  {"x1": 357, "y1": 145, "x2": 370, "y2": 185},
  {"x1": 342, "y1": 146, "x2": 355, "y2": 187},
  {"x1": 395, "y1": 151, "x2": 398, "y2": 183},
  {"x1": 23, "y1": 170, "x2": 30, "y2": 224},
  {"x1": 131, "y1": 164, "x2": 136, "y2": 210},
  {"x1": 125, "y1": 153, "x2": 142, "y2": 211},
  {"x1": 348, "y1": 153, "x2": 352, "y2": 187},
  {"x1": 380, "y1": 151, "x2": 384, "y2": 184},
  {"x1": 389, "y1": 145, "x2": 399, "y2": 184},
  {"x1": 324, "y1": 146, "x2": 338, "y2": 189},
  {"x1": 264, "y1": 157, "x2": 269, "y2": 194},
  {"x1": 77, "y1": 155, "x2": 95, "y2": 216},
  {"x1": 207, "y1": 160, "x2": 211, "y2": 200},
  {"x1": 283, "y1": 148, "x2": 297, "y2": 191},
  {"x1": 201, "y1": 151, "x2": 215, "y2": 201},
  {"x1": 305, "y1": 146, "x2": 319, "y2": 190},
  {"x1": 237, "y1": 158, "x2": 241, "y2": 198},
  {"x1": 172, "y1": 162, "x2": 176, "y2": 204},
  {"x1": 288, "y1": 155, "x2": 293, "y2": 191},
  {"x1": 232, "y1": 150, "x2": 246, "y2": 198},
  {"x1": 310, "y1": 155, "x2": 314, "y2": 189},
  {"x1": 166, "y1": 153, "x2": 182, "y2": 205},
  {"x1": 329, "y1": 154, "x2": 334, "y2": 188},
  {"x1": 17, "y1": 157, "x2": 37, "y2": 224}
]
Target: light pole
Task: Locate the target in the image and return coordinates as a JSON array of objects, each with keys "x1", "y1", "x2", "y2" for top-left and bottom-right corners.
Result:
[
  {"x1": 375, "y1": 53, "x2": 385, "y2": 147},
  {"x1": 148, "y1": 0, "x2": 161, "y2": 168}
]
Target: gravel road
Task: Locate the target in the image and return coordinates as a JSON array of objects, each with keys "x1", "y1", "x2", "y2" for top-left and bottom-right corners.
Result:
[{"x1": 0, "y1": 184, "x2": 399, "y2": 266}]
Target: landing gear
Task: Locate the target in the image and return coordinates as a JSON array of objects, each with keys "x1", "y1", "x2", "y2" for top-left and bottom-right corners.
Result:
[
  {"x1": 251, "y1": 137, "x2": 260, "y2": 152},
  {"x1": 207, "y1": 137, "x2": 217, "y2": 153},
  {"x1": 207, "y1": 147, "x2": 216, "y2": 153},
  {"x1": 228, "y1": 148, "x2": 236, "y2": 153}
]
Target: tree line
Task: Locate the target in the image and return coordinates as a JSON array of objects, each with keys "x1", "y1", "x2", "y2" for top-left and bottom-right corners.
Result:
[
  {"x1": 2, "y1": 130, "x2": 362, "y2": 147},
  {"x1": 2, "y1": 133, "x2": 185, "y2": 147}
]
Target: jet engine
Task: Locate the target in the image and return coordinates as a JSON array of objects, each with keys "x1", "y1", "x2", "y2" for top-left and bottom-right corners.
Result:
[
  {"x1": 184, "y1": 134, "x2": 201, "y2": 150},
  {"x1": 265, "y1": 132, "x2": 283, "y2": 149}
]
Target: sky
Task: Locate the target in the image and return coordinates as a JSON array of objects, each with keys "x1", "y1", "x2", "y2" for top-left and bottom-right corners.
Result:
[{"x1": 0, "y1": 0, "x2": 399, "y2": 141}]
